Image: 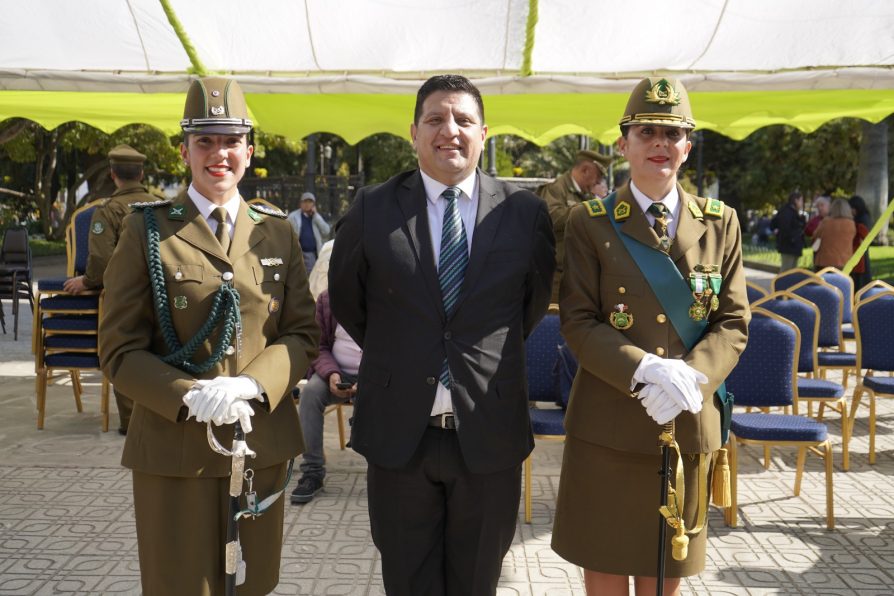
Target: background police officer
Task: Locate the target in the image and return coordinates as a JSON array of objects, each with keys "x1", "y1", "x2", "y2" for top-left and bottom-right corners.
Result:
[
  {"x1": 538, "y1": 150, "x2": 612, "y2": 302},
  {"x1": 64, "y1": 143, "x2": 158, "y2": 434},
  {"x1": 100, "y1": 77, "x2": 319, "y2": 596}
]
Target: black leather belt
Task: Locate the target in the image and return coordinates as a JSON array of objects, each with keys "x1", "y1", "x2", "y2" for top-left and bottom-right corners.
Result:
[{"x1": 428, "y1": 413, "x2": 456, "y2": 430}]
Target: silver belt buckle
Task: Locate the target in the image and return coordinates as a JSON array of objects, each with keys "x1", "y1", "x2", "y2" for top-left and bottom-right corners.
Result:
[{"x1": 440, "y1": 413, "x2": 453, "y2": 429}]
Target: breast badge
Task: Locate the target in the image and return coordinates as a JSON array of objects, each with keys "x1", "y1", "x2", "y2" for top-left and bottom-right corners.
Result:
[
  {"x1": 268, "y1": 297, "x2": 281, "y2": 314},
  {"x1": 610, "y1": 304, "x2": 634, "y2": 330},
  {"x1": 173, "y1": 296, "x2": 188, "y2": 310}
]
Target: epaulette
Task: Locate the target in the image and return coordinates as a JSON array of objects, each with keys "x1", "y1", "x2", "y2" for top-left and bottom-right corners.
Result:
[
  {"x1": 99, "y1": 198, "x2": 111, "y2": 207},
  {"x1": 130, "y1": 199, "x2": 173, "y2": 210},
  {"x1": 584, "y1": 198, "x2": 607, "y2": 218},
  {"x1": 248, "y1": 203, "x2": 287, "y2": 219},
  {"x1": 704, "y1": 198, "x2": 725, "y2": 218}
]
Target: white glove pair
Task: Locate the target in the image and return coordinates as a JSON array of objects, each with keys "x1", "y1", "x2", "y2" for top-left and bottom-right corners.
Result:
[
  {"x1": 634, "y1": 354, "x2": 708, "y2": 425},
  {"x1": 183, "y1": 375, "x2": 263, "y2": 433}
]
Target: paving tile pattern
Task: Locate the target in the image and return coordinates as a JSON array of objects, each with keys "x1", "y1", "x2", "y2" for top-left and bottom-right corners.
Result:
[{"x1": 3, "y1": 266, "x2": 894, "y2": 595}]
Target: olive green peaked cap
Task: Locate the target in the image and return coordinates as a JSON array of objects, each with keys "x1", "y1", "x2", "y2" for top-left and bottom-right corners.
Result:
[
  {"x1": 108, "y1": 144, "x2": 146, "y2": 165},
  {"x1": 619, "y1": 77, "x2": 696, "y2": 129},
  {"x1": 577, "y1": 149, "x2": 611, "y2": 175},
  {"x1": 181, "y1": 77, "x2": 253, "y2": 134}
]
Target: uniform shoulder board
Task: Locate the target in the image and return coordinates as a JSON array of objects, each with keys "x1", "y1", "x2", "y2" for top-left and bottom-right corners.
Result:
[
  {"x1": 98, "y1": 197, "x2": 112, "y2": 207},
  {"x1": 584, "y1": 198, "x2": 607, "y2": 218},
  {"x1": 704, "y1": 198, "x2": 725, "y2": 217},
  {"x1": 130, "y1": 199, "x2": 173, "y2": 210},
  {"x1": 248, "y1": 203, "x2": 287, "y2": 219}
]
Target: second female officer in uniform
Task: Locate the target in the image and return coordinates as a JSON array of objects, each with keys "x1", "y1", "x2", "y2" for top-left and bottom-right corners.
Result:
[
  {"x1": 551, "y1": 78, "x2": 749, "y2": 595},
  {"x1": 100, "y1": 77, "x2": 319, "y2": 595}
]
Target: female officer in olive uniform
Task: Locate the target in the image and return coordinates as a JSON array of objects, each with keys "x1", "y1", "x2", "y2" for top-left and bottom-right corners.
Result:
[
  {"x1": 551, "y1": 78, "x2": 749, "y2": 595},
  {"x1": 100, "y1": 77, "x2": 319, "y2": 596}
]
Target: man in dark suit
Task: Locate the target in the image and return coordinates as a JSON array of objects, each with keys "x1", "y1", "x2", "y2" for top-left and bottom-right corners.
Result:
[{"x1": 329, "y1": 74, "x2": 555, "y2": 596}]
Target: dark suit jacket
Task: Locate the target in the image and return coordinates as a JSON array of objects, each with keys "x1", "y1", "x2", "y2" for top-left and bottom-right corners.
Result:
[{"x1": 329, "y1": 169, "x2": 555, "y2": 474}]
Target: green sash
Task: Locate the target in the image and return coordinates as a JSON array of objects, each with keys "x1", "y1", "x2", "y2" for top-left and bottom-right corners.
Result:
[{"x1": 604, "y1": 193, "x2": 732, "y2": 443}]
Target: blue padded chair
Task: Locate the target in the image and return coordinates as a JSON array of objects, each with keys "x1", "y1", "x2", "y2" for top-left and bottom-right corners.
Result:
[
  {"x1": 817, "y1": 267, "x2": 855, "y2": 340},
  {"x1": 33, "y1": 200, "x2": 108, "y2": 431},
  {"x1": 849, "y1": 291, "x2": 894, "y2": 467},
  {"x1": 523, "y1": 309, "x2": 565, "y2": 523},
  {"x1": 745, "y1": 280, "x2": 769, "y2": 304},
  {"x1": 789, "y1": 278, "x2": 857, "y2": 388},
  {"x1": 771, "y1": 268, "x2": 817, "y2": 293},
  {"x1": 724, "y1": 308, "x2": 834, "y2": 530},
  {"x1": 855, "y1": 279, "x2": 894, "y2": 303},
  {"x1": 753, "y1": 292, "x2": 850, "y2": 467}
]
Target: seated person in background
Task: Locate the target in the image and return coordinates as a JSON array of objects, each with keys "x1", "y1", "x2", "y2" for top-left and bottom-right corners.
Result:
[{"x1": 291, "y1": 288, "x2": 361, "y2": 504}]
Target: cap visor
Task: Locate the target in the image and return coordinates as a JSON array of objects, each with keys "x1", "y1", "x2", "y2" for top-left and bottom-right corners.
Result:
[{"x1": 183, "y1": 124, "x2": 252, "y2": 135}]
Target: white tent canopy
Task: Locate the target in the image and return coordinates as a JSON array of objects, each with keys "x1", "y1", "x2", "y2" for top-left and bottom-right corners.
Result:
[{"x1": 1, "y1": 0, "x2": 893, "y2": 143}]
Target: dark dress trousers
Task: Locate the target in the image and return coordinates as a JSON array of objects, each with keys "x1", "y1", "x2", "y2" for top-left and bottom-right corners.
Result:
[{"x1": 329, "y1": 169, "x2": 555, "y2": 595}]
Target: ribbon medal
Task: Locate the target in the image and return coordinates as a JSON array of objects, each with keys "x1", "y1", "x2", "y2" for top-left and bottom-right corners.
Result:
[
  {"x1": 689, "y1": 265, "x2": 722, "y2": 321},
  {"x1": 610, "y1": 303, "x2": 634, "y2": 330}
]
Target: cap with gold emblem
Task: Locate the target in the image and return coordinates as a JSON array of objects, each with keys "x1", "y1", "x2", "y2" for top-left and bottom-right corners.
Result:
[
  {"x1": 180, "y1": 77, "x2": 253, "y2": 135},
  {"x1": 619, "y1": 77, "x2": 696, "y2": 129},
  {"x1": 108, "y1": 144, "x2": 146, "y2": 165},
  {"x1": 577, "y1": 149, "x2": 611, "y2": 175}
]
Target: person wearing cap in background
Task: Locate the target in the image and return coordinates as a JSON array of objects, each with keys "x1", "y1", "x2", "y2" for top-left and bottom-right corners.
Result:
[
  {"x1": 63, "y1": 143, "x2": 160, "y2": 434},
  {"x1": 287, "y1": 191, "x2": 330, "y2": 274},
  {"x1": 537, "y1": 149, "x2": 612, "y2": 303},
  {"x1": 552, "y1": 78, "x2": 748, "y2": 594},
  {"x1": 99, "y1": 76, "x2": 319, "y2": 596}
]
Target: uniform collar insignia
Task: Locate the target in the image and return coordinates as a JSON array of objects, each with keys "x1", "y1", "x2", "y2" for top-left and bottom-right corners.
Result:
[
  {"x1": 613, "y1": 200, "x2": 631, "y2": 221},
  {"x1": 247, "y1": 209, "x2": 262, "y2": 223},
  {"x1": 687, "y1": 200, "x2": 704, "y2": 220},
  {"x1": 168, "y1": 204, "x2": 186, "y2": 220},
  {"x1": 704, "y1": 198, "x2": 724, "y2": 217}
]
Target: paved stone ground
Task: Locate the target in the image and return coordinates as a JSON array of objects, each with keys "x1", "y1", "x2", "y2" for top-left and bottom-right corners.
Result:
[{"x1": 1, "y1": 262, "x2": 893, "y2": 595}]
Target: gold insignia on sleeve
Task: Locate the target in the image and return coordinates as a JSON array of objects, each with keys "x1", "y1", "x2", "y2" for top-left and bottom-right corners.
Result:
[
  {"x1": 584, "y1": 198, "x2": 607, "y2": 218},
  {"x1": 704, "y1": 199, "x2": 724, "y2": 217},
  {"x1": 613, "y1": 200, "x2": 631, "y2": 221},
  {"x1": 687, "y1": 201, "x2": 704, "y2": 220}
]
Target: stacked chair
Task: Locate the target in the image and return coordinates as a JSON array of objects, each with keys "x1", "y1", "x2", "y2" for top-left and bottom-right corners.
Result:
[
  {"x1": 817, "y1": 267, "x2": 855, "y2": 340},
  {"x1": 33, "y1": 200, "x2": 109, "y2": 431},
  {"x1": 0, "y1": 226, "x2": 34, "y2": 340},
  {"x1": 745, "y1": 280, "x2": 769, "y2": 304},
  {"x1": 724, "y1": 308, "x2": 834, "y2": 530}
]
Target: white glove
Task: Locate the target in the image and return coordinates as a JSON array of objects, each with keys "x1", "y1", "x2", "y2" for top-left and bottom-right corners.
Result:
[
  {"x1": 184, "y1": 376, "x2": 263, "y2": 425},
  {"x1": 216, "y1": 400, "x2": 255, "y2": 433},
  {"x1": 638, "y1": 383, "x2": 683, "y2": 425},
  {"x1": 636, "y1": 354, "x2": 708, "y2": 414}
]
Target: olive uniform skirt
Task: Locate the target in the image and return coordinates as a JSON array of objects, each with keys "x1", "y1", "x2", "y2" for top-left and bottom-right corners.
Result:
[
  {"x1": 132, "y1": 462, "x2": 289, "y2": 596},
  {"x1": 552, "y1": 436, "x2": 711, "y2": 578}
]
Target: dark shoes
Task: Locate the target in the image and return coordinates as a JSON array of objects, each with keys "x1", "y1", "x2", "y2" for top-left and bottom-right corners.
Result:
[{"x1": 290, "y1": 475, "x2": 323, "y2": 504}]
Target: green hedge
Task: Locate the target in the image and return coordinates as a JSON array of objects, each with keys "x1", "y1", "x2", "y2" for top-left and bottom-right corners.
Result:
[
  {"x1": 742, "y1": 242, "x2": 894, "y2": 282},
  {"x1": 29, "y1": 239, "x2": 67, "y2": 257}
]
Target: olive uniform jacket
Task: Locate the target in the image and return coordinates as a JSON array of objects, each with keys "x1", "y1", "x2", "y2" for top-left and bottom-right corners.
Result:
[
  {"x1": 100, "y1": 192, "x2": 320, "y2": 477},
  {"x1": 560, "y1": 183, "x2": 749, "y2": 455},
  {"x1": 83, "y1": 181, "x2": 158, "y2": 289},
  {"x1": 538, "y1": 171, "x2": 589, "y2": 302}
]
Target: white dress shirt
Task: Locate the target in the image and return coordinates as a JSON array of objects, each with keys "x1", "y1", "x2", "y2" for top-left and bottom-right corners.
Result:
[
  {"x1": 187, "y1": 184, "x2": 241, "y2": 241},
  {"x1": 629, "y1": 180, "x2": 681, "y2": 240},
  {"x1": 420, "y1": 170, "x2": 479, "y2": 417}
]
